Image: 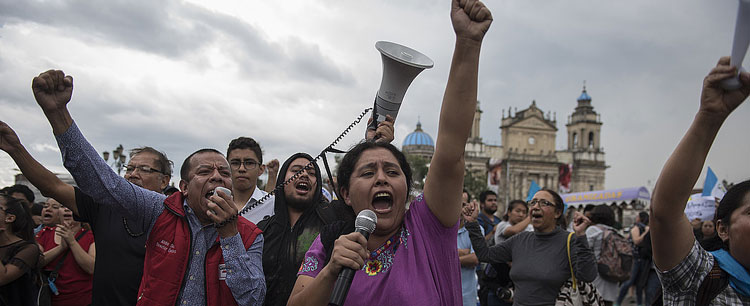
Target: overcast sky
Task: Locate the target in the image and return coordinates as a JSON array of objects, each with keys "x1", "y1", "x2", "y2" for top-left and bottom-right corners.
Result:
[{"x1": 1, "y1": 0, "x2": 749, "y2": 193}]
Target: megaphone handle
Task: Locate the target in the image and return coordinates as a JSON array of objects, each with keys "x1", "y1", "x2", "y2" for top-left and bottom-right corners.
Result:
[{"x1": 366, "y1": 98, "x2": 379, "y2": 132}]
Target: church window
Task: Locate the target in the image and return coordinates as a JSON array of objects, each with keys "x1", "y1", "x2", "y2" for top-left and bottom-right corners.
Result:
[{"x1": 588, "y1": 132, "x2": 595, "y2": 148}]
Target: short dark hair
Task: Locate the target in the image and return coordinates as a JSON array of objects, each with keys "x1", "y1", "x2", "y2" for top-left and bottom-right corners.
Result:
[
  {"x1": 31, "y1": 202, "x2": 44, "y2": 216},
  {"x1": 508, "y1": 199, "x2": 528, "y2": 213},
  {"x1": 590, "y1": 205, "x2": 616, "y2": 227},
  {"x1": 638, "y1": 211, "x2": 649, "y2": 225},
  {"x1": 479, "y1": 190, "x2": 497, "y2": 204},
  {"x1": 6, "y1": 184, "x2": 34, "y2": 203},
  {"x1": 716, "y1": 179, "x2": 750, "y2": 250},
  {"x1": 180, "y1": 148, "x2": 224, "y2": 181},
  {"x1": 131, "y1": 146, "x2": 173, "y2": 176},
  {"x1": 463, "y1": 189, "x2": 472, "y2": 202},
  {"x1": 227, "y1": 137, "x2": 263, "y2": 164},
  {"x1": 337, "y1": 141, "x2": 412, "y2": 198},
  {"x1": 583, "y1": 204, "x2": 596, "y2": 213}
]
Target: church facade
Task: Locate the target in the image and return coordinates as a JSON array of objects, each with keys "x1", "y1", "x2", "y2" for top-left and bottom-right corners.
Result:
[{"x1": 402, "y1": 85, "x2": 607, "y2": 204}]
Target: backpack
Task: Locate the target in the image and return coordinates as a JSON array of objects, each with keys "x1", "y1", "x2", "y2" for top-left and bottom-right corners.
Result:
[{"x1": 596, "y1": 225, "x2": 634, "y2": 282}]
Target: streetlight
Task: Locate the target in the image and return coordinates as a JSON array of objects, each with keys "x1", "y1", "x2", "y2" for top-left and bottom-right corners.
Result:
[{"x1": 102, "y1": 144, "x2": 127, "y2": 176}]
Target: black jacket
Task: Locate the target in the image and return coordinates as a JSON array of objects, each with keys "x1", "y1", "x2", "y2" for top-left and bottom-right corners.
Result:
[{"x1": 257, "y1": 153, "x2": 354, "y2": 306}]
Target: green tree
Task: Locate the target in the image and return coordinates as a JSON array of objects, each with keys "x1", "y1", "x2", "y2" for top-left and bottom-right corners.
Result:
[
  {"x1": 406, "y1": 154, "x2": 429, "y2": 192},
  {"x1": 463, "y1": 167, "x2": 487, "y2": 200}
]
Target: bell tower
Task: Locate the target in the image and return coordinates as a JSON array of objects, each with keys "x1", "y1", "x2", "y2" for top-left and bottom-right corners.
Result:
[
  {"x1": 566, "y1": 82, "x2": 602, "y2": 152},
  {"x1": 565, "y1": 82, "x2": 607, "y2": 191}
]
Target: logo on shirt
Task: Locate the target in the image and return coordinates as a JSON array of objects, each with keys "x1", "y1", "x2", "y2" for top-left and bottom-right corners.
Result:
[
  {"x1": 219, "y1": 264, "x2": 227, "y2": 281},
  {"x1": 156, "y1": 239, "x2": 176, "y2": 254}
]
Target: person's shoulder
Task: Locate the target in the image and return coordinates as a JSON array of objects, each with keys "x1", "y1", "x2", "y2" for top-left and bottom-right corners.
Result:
[
  {"x1": 251, "y1": 188, "x2": 272, "y2": 200},
  {"x1": 586, "y1": 225, "x2": 604, "y2": 235}
]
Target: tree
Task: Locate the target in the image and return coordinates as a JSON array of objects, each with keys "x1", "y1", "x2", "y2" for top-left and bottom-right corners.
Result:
[
  {"x1": 463, "y1": 167, "x2": 487, "y2": 200},
  {"x1": 406, "y1": 154, "x2": 429, "y2": 192}
]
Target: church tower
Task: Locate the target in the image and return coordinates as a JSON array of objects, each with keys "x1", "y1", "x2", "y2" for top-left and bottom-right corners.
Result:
[
  {"x1": 469, "y1": 101, "x2": 483, "y2": 144},
  {"x1": 565, "y1": 84, "x2": 607, "y2": 191}
]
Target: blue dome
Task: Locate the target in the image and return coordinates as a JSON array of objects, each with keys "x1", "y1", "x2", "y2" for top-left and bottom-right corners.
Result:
[
  {"x1": 578, "y1": 89, "x2": 591, "y2": 101},
  {"x1": 402, "y1": 122, "x2": 434, "y2": 147}
]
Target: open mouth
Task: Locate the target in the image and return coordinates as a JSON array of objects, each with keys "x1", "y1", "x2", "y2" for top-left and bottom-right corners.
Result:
[
  {"x1": 295, "y1": 181, "x2": 311, "y2": 193},
  {"x1": 372, "y1": 192, "x2": 393, "y2": 214},
  {"x1": 530, "y1": 210, "x2": 543, "y2": 221}
]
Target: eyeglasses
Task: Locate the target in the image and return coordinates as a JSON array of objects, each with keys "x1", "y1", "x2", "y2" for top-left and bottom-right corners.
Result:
[
  {"x1": 123, "y1": 165, "x2": 164, "y2": 175},
  {"x1": 229, "y1": 159, "x2": 260, "y2": 170},
  {"x1": 528, "y1": 199, "x2": 556, "y2": 208}
]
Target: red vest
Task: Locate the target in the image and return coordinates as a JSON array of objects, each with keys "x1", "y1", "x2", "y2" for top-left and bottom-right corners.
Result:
[{"x1": 136, "y1": 192, "x2": 262, "y2": 306}]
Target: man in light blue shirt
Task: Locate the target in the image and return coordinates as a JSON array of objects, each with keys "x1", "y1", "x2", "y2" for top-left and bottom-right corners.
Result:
[{"x1": 459, "y1": 190, "x2": 481, "y2": 306}]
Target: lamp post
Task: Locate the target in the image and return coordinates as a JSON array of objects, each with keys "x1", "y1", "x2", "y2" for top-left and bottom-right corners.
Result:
[{"x1": 102, "y1": 144, "x2": 127, "y2": 176}]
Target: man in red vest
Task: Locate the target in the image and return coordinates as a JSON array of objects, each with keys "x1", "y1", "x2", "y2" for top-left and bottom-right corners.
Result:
[{"x1": 30, "y1": 69, "x2": 266, "y2": 305}]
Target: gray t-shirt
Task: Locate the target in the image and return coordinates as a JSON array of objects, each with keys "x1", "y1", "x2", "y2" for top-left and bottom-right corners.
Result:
[
  {"x1": 467, "y1": 222, "x2": 597, "y2": 306},
  {"x1": 494, "y1": 220, "x2": 534, "y2": 244}
]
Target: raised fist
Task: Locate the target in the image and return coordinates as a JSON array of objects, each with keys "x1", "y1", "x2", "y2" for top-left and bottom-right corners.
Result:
[
  {"x1": 32, "y1": 70, "x2": 73, "y2": 113},
  {"x1": 451, "y1": 0, "x2": 493, "y2": 43}
]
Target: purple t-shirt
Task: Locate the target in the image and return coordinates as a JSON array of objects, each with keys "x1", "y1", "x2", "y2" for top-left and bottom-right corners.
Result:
[{"x1": 298, "y1": 194, "x2": 461, "y2": 305}]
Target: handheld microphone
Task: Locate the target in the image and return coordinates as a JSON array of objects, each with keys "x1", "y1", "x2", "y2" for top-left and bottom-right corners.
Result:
[
  {"x1": 328, "y1": 210, "x2": 377, "y2": 306},
  {"x1": 209, "y1": 187, "x2": 232, "y2": 217}
]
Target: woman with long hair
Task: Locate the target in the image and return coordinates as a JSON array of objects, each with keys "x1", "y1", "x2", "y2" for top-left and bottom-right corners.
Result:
[
  {"x1": 286, "y1": 1, "x2": 492, "y2": 304},
  {"x1": 0, "y1": 195, "x2": 40, "y2": 306},
  {"x1": 651, "y1": 57, "x2": 750, "y2": 304},
  {"x1": 464, "y1": 188, "x2": 598, "y2": 305}
]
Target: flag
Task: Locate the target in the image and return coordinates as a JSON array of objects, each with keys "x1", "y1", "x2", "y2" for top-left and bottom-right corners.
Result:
[
  {"x1": 702, "y1": 167, "x2": 726, "y2": 200},
  {"x1": 526, "y1": 180, "x2": 541, "y2": 202},
  {"x1": 558, "y1": 164, "x2": 572, "y2": 193}
]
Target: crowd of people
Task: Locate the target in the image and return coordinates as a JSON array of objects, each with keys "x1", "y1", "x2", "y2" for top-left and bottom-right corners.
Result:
[{"x1": 1, "y1": 0, "x2": 750, "y2": 305}]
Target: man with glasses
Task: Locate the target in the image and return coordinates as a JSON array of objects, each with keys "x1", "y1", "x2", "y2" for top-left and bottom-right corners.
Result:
[
  {"x1": 28, "y1": 69, "x2": 265, "y2": 305},
  {"x1": 227, "y1": 137, "x2": 279, "y2": 224},
  {"x1": 0, "y1": 120, "x2": 173, "y2": 306}
]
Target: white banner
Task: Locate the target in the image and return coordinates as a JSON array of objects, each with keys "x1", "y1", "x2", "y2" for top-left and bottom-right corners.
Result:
[{"x1": 684, "y1": 193, "x2": 717, "y2": 221}]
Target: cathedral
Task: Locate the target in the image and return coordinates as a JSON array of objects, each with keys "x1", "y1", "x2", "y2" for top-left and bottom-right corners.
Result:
[{"x1": 402, "y1": 85, "x2": 607, "y2": 204}]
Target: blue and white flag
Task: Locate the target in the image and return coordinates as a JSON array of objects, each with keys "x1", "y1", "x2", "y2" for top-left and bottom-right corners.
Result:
[
  {"x1": 526, "y1": 180, "x2": 541, "y2": 202},
  {"x1": 702, "y1": 167, "x2": 726, "y2": 200}
]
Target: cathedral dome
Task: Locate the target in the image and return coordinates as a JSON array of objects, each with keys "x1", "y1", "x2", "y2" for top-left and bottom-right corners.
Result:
[
  {"x1": 577, "y1": 88, "x2": 591, "y2": 101},
  {"x1": 402, "y1": 121, "x2": 435, "y2": 161},
  {"x1": 402, "y1": 121, "x2": 434, "y2": 147}
]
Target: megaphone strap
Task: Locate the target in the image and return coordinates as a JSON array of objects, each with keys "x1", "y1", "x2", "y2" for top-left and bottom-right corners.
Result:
[{"x1": 214, "y1": 107, "x2": 373, "y2": 228}]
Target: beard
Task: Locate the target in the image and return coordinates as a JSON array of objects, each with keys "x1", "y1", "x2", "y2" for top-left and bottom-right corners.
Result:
[
  {"x1": 285, "y1": 193, "x2": 314, "y2": 211},
  {"x1": 483, "y1": 207, "x2": 497, "y2": 215}
]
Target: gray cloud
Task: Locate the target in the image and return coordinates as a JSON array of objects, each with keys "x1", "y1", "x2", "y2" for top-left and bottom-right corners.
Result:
[{"x1": 0, "y1": 0, "x2": 352, "y2": 84}]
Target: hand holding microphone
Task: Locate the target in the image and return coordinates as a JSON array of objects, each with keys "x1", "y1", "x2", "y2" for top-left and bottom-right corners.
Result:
[
  {"x1": 328, "y1": 210, "x2": 377, "y2": 306},
  {"x1": 207, "y1": 186, "x2": 239, "y2": 238}
]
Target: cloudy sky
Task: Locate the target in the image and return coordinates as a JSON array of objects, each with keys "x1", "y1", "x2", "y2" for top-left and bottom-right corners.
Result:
[{"x1": 1, "y1": 0, "x2": 749, "y2": 193}]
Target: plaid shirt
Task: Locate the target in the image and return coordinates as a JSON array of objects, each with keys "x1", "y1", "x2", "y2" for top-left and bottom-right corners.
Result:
[{"x1": 658, "y1": 240, "x2": 750, "y2": 305}]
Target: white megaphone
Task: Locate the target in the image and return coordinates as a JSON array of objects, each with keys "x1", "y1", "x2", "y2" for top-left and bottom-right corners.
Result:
[
  {"x1": 368, "y1": 41, "x2": 434, "y2": 132},
  {"x1": 722, "y1": 0, "x2": 750, "y2": 90}
]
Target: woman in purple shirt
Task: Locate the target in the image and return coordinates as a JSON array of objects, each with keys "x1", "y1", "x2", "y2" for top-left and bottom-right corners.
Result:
[{"x1": 286, "y1": 1, "x2": 492, "y2": 305}]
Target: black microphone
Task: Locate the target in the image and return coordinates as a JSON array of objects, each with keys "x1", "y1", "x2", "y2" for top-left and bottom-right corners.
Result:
[{"x1": 328, "y1": 209, "x2": 377, "y2": 306}]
